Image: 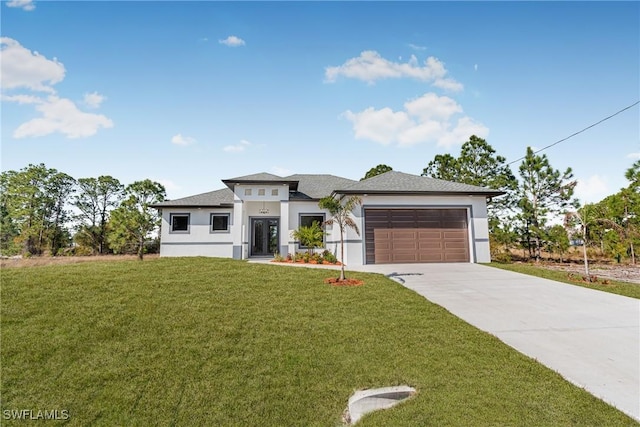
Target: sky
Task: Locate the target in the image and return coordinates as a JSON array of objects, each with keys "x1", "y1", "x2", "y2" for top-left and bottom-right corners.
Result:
[{"x1": 1, "y1": 1, "x2": 638, "y2": 204}]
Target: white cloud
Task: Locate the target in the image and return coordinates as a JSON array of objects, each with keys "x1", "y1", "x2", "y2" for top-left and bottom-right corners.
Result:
[
  {"x1": 626, "y1": 152, "x2": 640, "y2": 160},
  {"x1": 0, "y1": 37, "x2": 65, "y2": 92},
  {"x1": 1, "y1": 38, "x2": 113, "y2": 139},
  {"x1": 575, "y1": 175, "x2": 610, "y2": 204},
  {"x1": 83, "y1": 92, "x2": 105, "y2": 109},
  {"x1": 342, "y1": 108, "x2": 413, "y2": 145},
  {"x1": 219, "y1": 36, "x2": 245, "y2": 47},
  {"x1": 1, "y1": 93, "x2": 42, "y2": 104},
  {"x1": 404, "y1": 93, "x2": 462, "y2": 121},
  {"x1": 12, "y1": 96, "x2": 113, "y2": 139},
  {"x1": 408, "y1": 43, "x2": 427, "y2": 51},
  {"x1": 436, "y1": 117, "x2": 489, "y2": 148},
  {"x1": 171, "y1": 133, "x2": 196, "y2": 146},
  {"x1": 223, "y1": 139, "x2": 251, "y2": 152},
  {"x1": 325, "y1": 51, "x2": 463, "y2": 91},
  {"x1": 6, "y1": 0, "x2": 35, "y2": 11},
  {"x1": 343, "y1": 92, "x2": 488, "y2": 148}
]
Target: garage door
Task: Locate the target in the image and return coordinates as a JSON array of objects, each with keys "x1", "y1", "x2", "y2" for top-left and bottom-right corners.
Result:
[{"x1": 364, "y1": 209, "x2": 469, "y2": 264}]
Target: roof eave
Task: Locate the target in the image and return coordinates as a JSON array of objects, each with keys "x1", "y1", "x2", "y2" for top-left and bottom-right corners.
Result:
[
  {"x1": 222, "y1": 179, "x2": 299, "y2": 191},
  {"x1": 334, "y1": 190, "x2": 506, "y2": 197},
  {"x1": 151, "y1": 203, "x2": 234, "y2": 209}
]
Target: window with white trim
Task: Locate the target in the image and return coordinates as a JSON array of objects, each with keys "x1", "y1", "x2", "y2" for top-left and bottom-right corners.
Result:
[
  {"x1": 170, "y1": 213, "x2": 190, "y2": 233},
  {"x1": 210, "y1": 213, "x2": 230, "y2": 232}
]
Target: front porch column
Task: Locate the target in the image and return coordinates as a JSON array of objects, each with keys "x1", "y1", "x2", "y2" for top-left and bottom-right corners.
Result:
[
  {"x1": 279, "y1": 200, "x2": 289, "y2": 257},
  {"x1": 232, "y1": 199, "x2": 243, "y2": 259}
]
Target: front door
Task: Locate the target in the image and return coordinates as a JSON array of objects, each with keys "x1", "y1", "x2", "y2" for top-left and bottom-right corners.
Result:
[{"x1": 251, "y1": 218, "x2": 279, "y2": 256}]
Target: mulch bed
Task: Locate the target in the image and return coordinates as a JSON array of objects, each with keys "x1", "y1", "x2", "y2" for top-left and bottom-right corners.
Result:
[{"x1": 323, "y1": 277, "x2": 364, "y2": 286}]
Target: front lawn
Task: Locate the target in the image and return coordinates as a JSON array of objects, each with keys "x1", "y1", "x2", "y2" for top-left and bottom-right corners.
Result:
[
  {"x1": 488, "y1": 262, "x2": 640, "y2": 299},
  {"x1": 2, "y1": 258, "x2": 636, "y2": 426}
]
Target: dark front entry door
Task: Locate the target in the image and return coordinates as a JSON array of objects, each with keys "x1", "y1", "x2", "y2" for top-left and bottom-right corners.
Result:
[{"x1": 251, "y1": 218, "x2": 279, "y2": 256}]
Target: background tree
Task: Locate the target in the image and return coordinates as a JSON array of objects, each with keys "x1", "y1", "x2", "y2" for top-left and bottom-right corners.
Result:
[
  {"x1": 625, "y1": 160, "x2": 640, "y2": 189},
  {"x1": 0, "y1": 164, "x2": 76, "y2": 256},
  {"x1": 518, "y1": 147, "x2": 577, "y2": 260},
  {"x1": 44, "y1": 171, "x2": 76, "y2": 255},
  {"x1": 422, "y1": 153, "x2": 460, "y2": 181},
  {"x1": 361, "y1": 164, "x2": 393, "y2": 181},
  {"x1": 318, "y1": 195, "x2": 361, "y2": 281},
  {"x1": 108, "y1": 180, "x2": 166, "y2": 260},
  {"x1": 545, "y1": 224, "x2": 570, "y2": 263},
  {"x1": 74, "y1": 176, "x2": 124, "y2": 254},
  {"x1": 422, "y1": 136, "x2": 519, "y2": 233},
  {"x1": 456, "y1": 136, "x2": 519, "y2": 217},
  {"x1": 0, "y1": 172, "x2": 20, "y2": 255}
]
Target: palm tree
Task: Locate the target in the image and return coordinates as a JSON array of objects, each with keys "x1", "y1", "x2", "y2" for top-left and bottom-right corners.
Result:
[{"x1": 318, "y1": 195, "x2": 362, "y2": 281}]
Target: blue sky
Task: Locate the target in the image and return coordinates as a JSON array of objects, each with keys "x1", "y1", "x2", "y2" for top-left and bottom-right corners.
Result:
[{"x1": 2, "y1": 1, "x2": 638, "y2": 204}]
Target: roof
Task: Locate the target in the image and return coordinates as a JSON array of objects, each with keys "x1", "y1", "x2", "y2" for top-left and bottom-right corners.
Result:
[
  {"x1": 336, "y1": 171, "x2": 505, "y2": 196},
  {"x1": 152, "y1": 188, "x2": 234, "y2": 208},
  {"x1": 152, "y1": 171, "x2": 503, "y2": 208},
  {"x1": 222, "y1": 172, "x2": 299, "y2": 191},
  {"x1": 286, "y1": 174, "x2": 358, "y2": 200}
]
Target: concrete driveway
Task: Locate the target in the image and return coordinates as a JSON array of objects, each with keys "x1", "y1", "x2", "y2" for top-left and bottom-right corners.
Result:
[{"x1": 351, "y1": 263, "x2": 640, "y2": 421}]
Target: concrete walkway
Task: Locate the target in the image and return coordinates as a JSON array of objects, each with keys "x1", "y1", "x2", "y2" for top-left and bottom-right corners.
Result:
[{"x1": 348, "y1": 263, "x2": 640, "y2": 421}]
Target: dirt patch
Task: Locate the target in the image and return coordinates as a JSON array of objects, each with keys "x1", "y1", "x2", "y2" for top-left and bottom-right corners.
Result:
[
  {"x1": 534, "y1": 262, "x2": 640, "y2": 285},
  {"x1": 0, "y1": 254, "x2": 159, "y2": 269}
]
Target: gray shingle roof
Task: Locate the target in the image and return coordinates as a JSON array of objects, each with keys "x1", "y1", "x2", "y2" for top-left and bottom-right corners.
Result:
[
  {"x1": 286, "y1": 174, "x2": 358, "y2": 200},
  {"x1": 153, "y1": 171, "x2": 503, "y2": 208},
  {"x1": 336, "y1": 171, "x2": 504, "y2": 196},
  {"x1": 222, "y1": 172, "x2": 299, "y2": 191},
  {"x1": 152, "y1": 188, "x2": 234, "y2": 208}
]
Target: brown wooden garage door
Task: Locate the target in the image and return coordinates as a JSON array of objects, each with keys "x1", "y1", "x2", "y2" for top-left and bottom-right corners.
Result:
[{"x1": 365, "y1": 209, "x2": 469, "y2": 264}]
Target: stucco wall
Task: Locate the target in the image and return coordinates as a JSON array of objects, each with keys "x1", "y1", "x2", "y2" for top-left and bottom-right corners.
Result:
[{"x1": 159, "y1": 208, "x2": 234, "y2": 257}]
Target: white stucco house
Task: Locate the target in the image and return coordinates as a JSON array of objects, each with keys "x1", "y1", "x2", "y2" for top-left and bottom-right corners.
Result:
[{"x1": 152, "y1": 171, "x2": 503, "y2": 265}]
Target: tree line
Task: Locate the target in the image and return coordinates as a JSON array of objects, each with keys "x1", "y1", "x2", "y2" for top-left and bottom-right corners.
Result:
[
  {"x1": 362, "y1": 136, "x2": 640, "y2": 264},
  {"x1": 0, "y1": 164, "x2": 165, "y2": 259}
]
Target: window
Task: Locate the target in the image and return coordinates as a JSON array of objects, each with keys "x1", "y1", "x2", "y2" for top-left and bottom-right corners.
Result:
[
  {"x1": 271, "y1": 189, "x2": 279, "y2": 196},
  {"x1": 258, "y1": 189, "x2": 265, "y2": 196},
  {"x1": 299, "y1": 214, "x2": 325, "y2": 247},
  {"x1": 244, "y1": 189, "x2": 252, "y2": 196},
  {"x1": 170, "y1": 213, "x2": 190, "y2": 233},
  {"x1": 211, "y1": 213, "x2": 230, "y2": 232}
]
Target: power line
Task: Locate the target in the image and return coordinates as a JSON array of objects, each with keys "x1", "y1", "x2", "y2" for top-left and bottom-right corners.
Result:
[{"x1": 507, "y1": 101, "x2": 640, "y2": 166}]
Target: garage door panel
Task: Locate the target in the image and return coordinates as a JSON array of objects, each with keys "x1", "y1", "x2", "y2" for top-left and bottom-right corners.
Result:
[
  {"x1": 419, "y1": 241, "x2": 443, "y2": 250},
  {"x1": 392, "y1": 241, "x2": 419, "y2": 251},
  {"x1": 445, "y1": 241, "x2": 467, "y2": 249},
  {"x1": 367, "y1": 209, "x2": 469, "y2": 264},
  {"x1": 418, "y1": 231, "x2": 442, "y2": 239},
  {"x1": 419, "y1": 253, "x2": 445, "y2": 262}
]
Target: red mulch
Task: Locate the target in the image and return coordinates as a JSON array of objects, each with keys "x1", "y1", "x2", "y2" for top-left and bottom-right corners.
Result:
[
  {"x1": 271, "y1": 260, "x2": 342, "y2": 266},
  {"x1": 323, "y1": 277, "x2": 364, "y2": 286}
]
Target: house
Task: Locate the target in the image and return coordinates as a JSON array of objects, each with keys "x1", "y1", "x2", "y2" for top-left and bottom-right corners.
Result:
[{"x1": 152, "y1": 171, "x2": 504, "y2": 265}]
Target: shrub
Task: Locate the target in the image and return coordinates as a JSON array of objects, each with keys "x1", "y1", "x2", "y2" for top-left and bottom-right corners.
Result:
[{"x1": 322, "y1": 250, "x2": 337, "y2": 264}]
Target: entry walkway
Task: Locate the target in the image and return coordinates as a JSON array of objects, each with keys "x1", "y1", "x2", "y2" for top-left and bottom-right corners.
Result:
[{"x1": 351, "y1": 263, "x2": 640, "y2": 421}]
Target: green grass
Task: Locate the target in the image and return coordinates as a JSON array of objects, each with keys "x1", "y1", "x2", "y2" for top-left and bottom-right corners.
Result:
[
  {"x1": 488, "y1": 262, "x2": 640, "y2": 300},
  {"x1": 2, "y1": 258, "x2": 637, "y2": 426}
]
